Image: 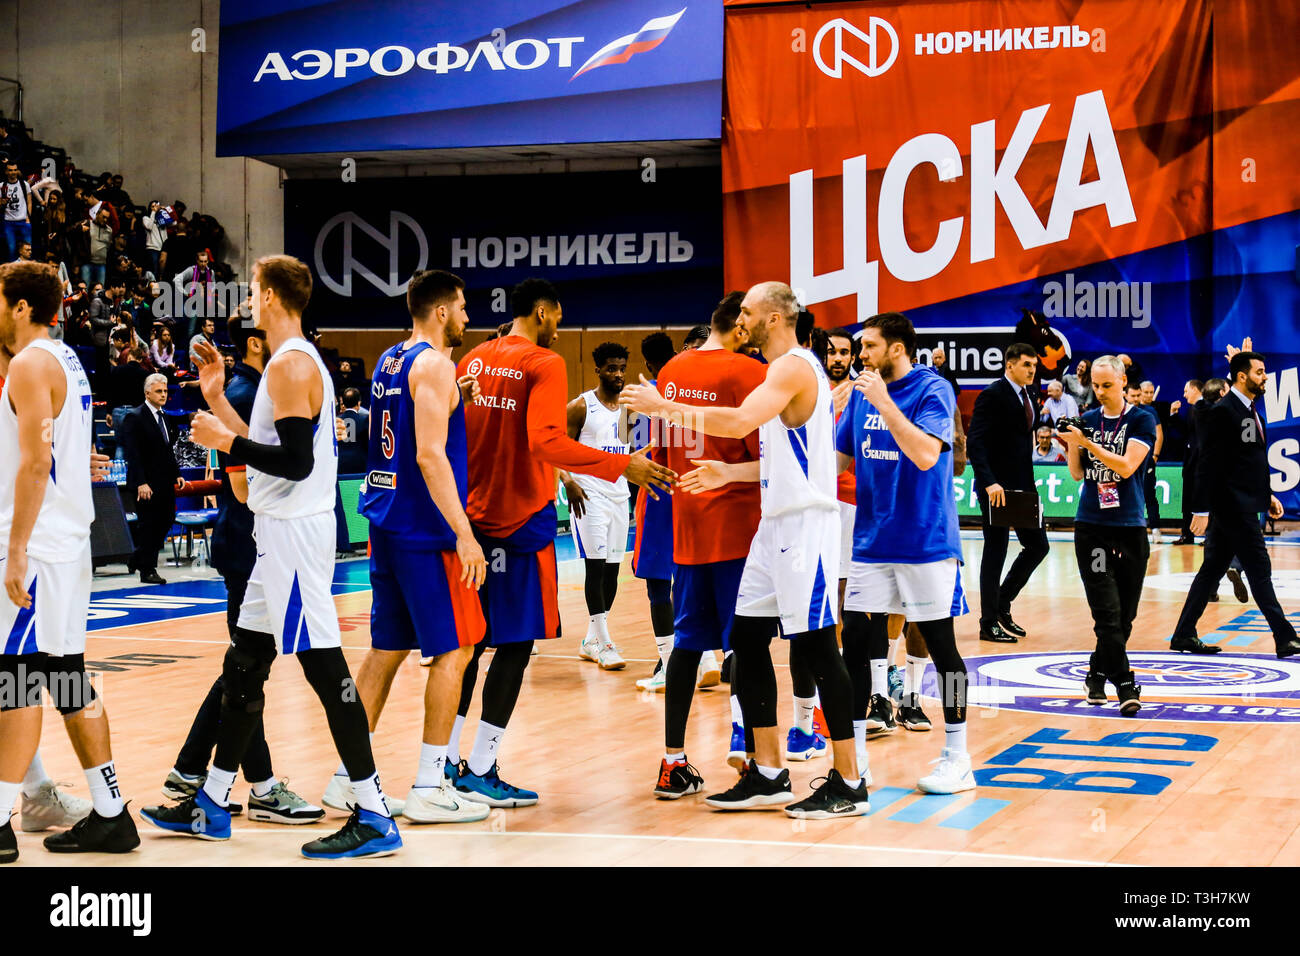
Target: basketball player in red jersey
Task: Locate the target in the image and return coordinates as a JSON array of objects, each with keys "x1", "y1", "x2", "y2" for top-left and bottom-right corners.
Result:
[{"x1": 446, "y1": 278, "x2": 674, "y2": 807}]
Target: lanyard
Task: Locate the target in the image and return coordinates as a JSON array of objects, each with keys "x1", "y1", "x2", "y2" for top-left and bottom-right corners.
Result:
[{"x1": 1099, "y1": 402, "x2": 1129, "y2": 447}]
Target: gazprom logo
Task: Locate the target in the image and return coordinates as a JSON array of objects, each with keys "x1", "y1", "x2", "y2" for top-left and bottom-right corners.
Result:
[{"x1": 314, "y1": 211, "x2": 428, "y2": 297}]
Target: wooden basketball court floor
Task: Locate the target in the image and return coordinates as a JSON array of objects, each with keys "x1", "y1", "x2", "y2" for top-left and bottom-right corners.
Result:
[{"x1": 11, "y1": 532, "x2": 1300, "y2": 867}]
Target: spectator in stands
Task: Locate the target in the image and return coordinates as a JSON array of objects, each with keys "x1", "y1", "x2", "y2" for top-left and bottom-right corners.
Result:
[
  {"x1": 1118, "y1": 353, "x2": 1146, "y2": 388},
  {"x1": 99, "y1": 173, "x2": 133, "y2": 212},
  {"x1": 151, "y1": 324, "x2": 177, "y2": 375},
  {"x1": 1032, "y1": 425, "x2": 1066, "y2": 463},
  {"x1": 159, "y1": 218, "x2": 196, "y2": 281},
  {"x1": 189, "y1": 212, "x2": 225, "y2": 260},
  {"x1": 1062, "y1": 358, "x2": 1094, "y2": 410},
  {"x1": 119, "y1": 373, "x2": 183, "y2": 584},
  {"x1": 1171, "y1": 379, "x2": 1205, "y2": 544},
  {"x1": 931, "y1": 345, "x2": 961, "y2": 395},
  {"x1": 143, "y1": 201, "x2": 168, "y2": 276},
  {"x1": 1040, "y1": 378, "x2": 1079, "y2": 426},
  {"x1": 107, "y1": 344, "x2": 150, "y2": 416},
  {"x1": 80, "y1": 206, "x2": 114, "y2": 287},
  {"x1": 1, "y1": 161, "x2": 33, "y2": 261},
  {"x1": 189, "y1": 316, "x2": 216, "y2": 372},
  {"x1": 174, "y1": 248, "x2": 219, "y2": 336},
  {"x1": 0, "y1": 125, "x2": 19, "y2": 164},
  {"x1": 222, "y1": 347, "x2": 236, "y2": 386},
  {"x1": 11, "y1": 240, "x2": 32, "y2": 262},
  {"x1": 334, "y1": 358, "x2": 366, "y2": 404},
  {"x1": 338, "y1": 386, "x2": 369, "y2": 475}
]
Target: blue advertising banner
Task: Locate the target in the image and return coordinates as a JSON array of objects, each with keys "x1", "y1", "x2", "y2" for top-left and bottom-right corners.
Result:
[
  {"x1": 216, "y1": 0, "x2": 724, "y2": 155},
  {"x1": 283, "y1": 165, "x2": 722, "y2": 328}
]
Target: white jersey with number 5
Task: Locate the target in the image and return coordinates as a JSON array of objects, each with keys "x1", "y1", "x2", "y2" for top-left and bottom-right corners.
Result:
[
  {"x1": 247, "y1": 337, "x2": 338, "y2": 519},
  {"x1": 758, "y1": 347, "x2": 838, "y2": 518},
  {"x1": 0, "y1": 338, "x2": 94, "y2": 562}
]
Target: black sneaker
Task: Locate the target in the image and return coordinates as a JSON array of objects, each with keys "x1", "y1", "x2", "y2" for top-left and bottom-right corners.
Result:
[
  {"x1": 979, "y1": 622, "x2": 1018, "y2": 643},
  {"x1": 784, "y1": 769, "x2": 870, "y2": 819},
  {"x1": 704, "y1": 760, "x2": 792, "y2": 810},
  {"x1": 897, "y1": 694, "x2": 932, "y2": 731},
  {"x1": 998, "y1": 612, "x2": 1027, "y2": 638},
  {"x1": 301, "y1": 806, "x2": 401, "y2": 860},
  {"x1": 43, "y1": 807, "x2": 141, "y2": 854},
  {"x1": 720, "y1": 653, "x2": 732, "y2": 684},
  {"x1": 653, "y1": 759, "x2": 704, "y2": 800},
  {"x1": 0, "y1": 820, "x2": 16, "y2": 864},
  {"x1": 865, "y1": 694, "x2": 896, "y2": 736},
  {"x1": 1084, "y1": 671, "x2": 1107, "y2": 705},
  {"x1": 1116, "y1": 676, "x2": 1142, "y2": 716}
]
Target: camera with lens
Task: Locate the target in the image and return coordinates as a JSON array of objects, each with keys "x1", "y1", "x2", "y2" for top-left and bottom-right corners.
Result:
[{"x1": 1055, "y1": 415, "x2": 1087, "y2": 434}]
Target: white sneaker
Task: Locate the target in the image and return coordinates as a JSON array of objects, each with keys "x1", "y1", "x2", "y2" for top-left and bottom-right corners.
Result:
[
  {"x1": 321, "y1": 774, "x2": 406, "y2": 815},
  {"x1": 402, "y1": 783, "x2": 491, "y2": 824},
  {"x1": 20, "y1": 782, "x2": 93, "y2": 832},
  {"x1": 697, "y1": 652, "x2": 721, "y2": 689},
  {"x1": 636, "y1": 667, "x2": 667, "y2": 692},
  {"x1": 419, "y1": 657, "x2": 433, "y2": 666},
  {"x1": 578, "y1": 634, "x2": 602, "y2": 662},
  {"x1": 597, "y1": 642, "x2": 626, "y2": 670},
  {"x1": 855, "y1": 753, "x2": 874, "y2": 790},
  {"x1": 1151, "y1": 528, "x2": 1163, "y2": 544},
  {"x1": 917, "y1": 749, "x2": 975, "y2": 794}
]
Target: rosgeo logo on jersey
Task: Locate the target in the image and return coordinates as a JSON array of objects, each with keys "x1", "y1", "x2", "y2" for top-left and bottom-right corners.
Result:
[{"x1": 663, "y1": 382, "x2": 716, "y2": 402}]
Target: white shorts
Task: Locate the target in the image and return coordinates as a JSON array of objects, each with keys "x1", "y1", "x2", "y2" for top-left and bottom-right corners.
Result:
[
  {"x1": 238, "y1": 512, "x2": 341, "y2": 655},
  {"x1": 843, "y1": 558, "x2": 968, "y2": 622},
  {"x1": 572, "y1": 492, "x2": 629, "y2": 563},
  {"x1": 838, "y1": 501, "x2": 855, "y2": 579},
  {"x1": 736, "y1": 509, "x2": 840, "y2": 636},
  {"x1": 0, "y1": 542, "x2": 91, "y2": 657}
]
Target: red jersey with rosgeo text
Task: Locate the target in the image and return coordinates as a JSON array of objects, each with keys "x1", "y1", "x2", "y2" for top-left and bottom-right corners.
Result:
[{"x1": 457, "y1": 335, "x2": 630, "y2": 538}]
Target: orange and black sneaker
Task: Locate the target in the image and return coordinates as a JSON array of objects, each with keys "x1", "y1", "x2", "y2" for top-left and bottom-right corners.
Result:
[{"x1": 653, "y1": 759, "x2": 704, "y2": 800}]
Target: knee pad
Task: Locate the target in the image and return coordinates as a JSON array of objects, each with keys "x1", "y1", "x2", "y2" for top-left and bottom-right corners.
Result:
[
  {"x1": 220, "y1": 629, "x2": 276, "y2": 715},
  {"x1": 0, "y1": 653, "x2": 47, "y2": 712},
  {"x1": 45, "y1": 655, "x2": 96, "y2": 717}
]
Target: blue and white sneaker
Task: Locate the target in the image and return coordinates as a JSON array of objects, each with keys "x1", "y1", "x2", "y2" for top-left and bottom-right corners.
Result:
[
  {"x1": 453, "y1": 761, "x2": 538, "y2": 808},
  {"x1": 301, "y1": 807, "x2": 402, "y2": 859},
  {"x1": 444, "y1": 759, "x2": 462, "y2": 788},
  {"x1": 139, "y1": 788, "x2": 232, "y2": 841},
  {"x1": 785, "y1": 727, "x2": 828, "y2": 761},
  {"x1": 887, "y1": 664, "x2": 904, "y2": 703},
  {"x1": 727, "y1": 722, "x2": 747, "y2": 772}
]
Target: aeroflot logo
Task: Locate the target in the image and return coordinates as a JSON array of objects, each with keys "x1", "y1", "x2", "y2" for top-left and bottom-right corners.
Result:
[
  {"x1": 251, "y1": 8, "x2": 688, "y2": 83},
  {"x1": 813, "y1": 17, "x2": 899, "y2": 78}
]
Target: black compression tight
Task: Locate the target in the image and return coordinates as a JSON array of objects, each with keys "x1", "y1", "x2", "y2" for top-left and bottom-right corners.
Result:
[
  {"x1": 789, "y1": 638, "x2": 817, "y2": 699},
  {"x1": 479, "y1": 641, "x2": 535, "y2": 728},
  {"x1": 790, "y1": 626, "x2": 854, "y2": 741},
  {"x1": 841, "y1": 611, "x2": 889, "y2": 719},
  {"x1": 664, "y1": 647, "x2": 703, "y2": 751},
  {"x1": 913, "y1": 617, "x2": 967, "y2": 724},
  {"x1": 646, "y1": 578, "x2": 674, "y2": 637},
  {"x1": 298, "y1": 646, "x2": 376, "y2": 780}
]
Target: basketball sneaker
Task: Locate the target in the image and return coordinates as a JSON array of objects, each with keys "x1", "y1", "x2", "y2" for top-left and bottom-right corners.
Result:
[
  {"x1": 785, "y1": 727, "x2": 827, "y2": 761},
  {"x1": 784, "y1": 770, "x2": 870, "y2": 819},
  {"x1": 727, "y1": 722, "x2": 747, "y2": 772},
  {"x1": 1116, "y1": 676, "x2": 1142, "y2": 716},
  {"x1": 419, "y1": 656, "x2": 433, "y2": 666},
  {"x1": 917, "y1": 749, "x2": 975, "y2": 794},
  {"x1": 1226, "y1": 567, "x2": 1249, "y2": 603},
  {"x1": 322, "y1": 774, "x2": 405, "y2": 816},
  {"x1": 444, "y1": 760, "x2": 462, "y2": 787},
  {"x1": 140, "y1": 789, "x2": 232, "y2": 841},
  {"x1": 453, "y1": 761, "x2": 539, "y2": 808},
  {"x1": 0, "y1": 820, "x2": 15, "y2": 864},
  {"x1": 301, "y1": 807, "x2": 402, "y2": 860},
  {"x1": 896, "y1": 695, "x2": 932, "y2": 732},
  {"x1": 579, "y1": 634, "x2": 602, "y2": 662},
  {"x1": 43, "y1": 807, "x2": 141, "y2": 854},
  {"x1": 1084, "y1": 671, "x2": 1107, "y2": 705},
  {"x1": 697, "y1": 652, "x2": 721, "y2": 689},
  {"x1": 597, "y1": 642, "x2": 626, "y2": 670},
  {"x1": 402, "y1": 783, "x2": 491, "y2": 823},
  {"x1": 653, "y1": 759, "x2": 704, "y2": 799},
  {"x1": 247, "y1": 782, "x2": 325, "y2": 824},
  {"x1": 887, "y1": 664, "x2": 903, "y2": 703},
  {"x1": 162, "y1": 770, "x2": 243, "y2": 815},
  {"x1": 865, "y1": 694, "x2": 896, "y2": 735},
  {"x1": 812, "y1": 706, "x2": 828, "y2": 738},
  {"x1": 636, "y1": 667, "x2": 667, "y2": 692},
  {"x1": 20, "y1": 781, "x2": 92, "y2": 832},
  {"x1": 704, "y1": 761, "x2": 792, "y2": 810}
]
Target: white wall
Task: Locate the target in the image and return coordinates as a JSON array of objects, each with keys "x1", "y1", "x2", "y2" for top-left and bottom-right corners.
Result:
[{"x1": 0, "y1": 0, "x2": 283, "y2": 278}]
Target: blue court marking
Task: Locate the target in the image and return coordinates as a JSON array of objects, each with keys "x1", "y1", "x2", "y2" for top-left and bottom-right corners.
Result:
[
  {"x1": 938, "y1": 798, "x2": 1012, "y2": 831},
  {"x1": 888, "y1": 793, "x2": 961, "y2": 823},
  {"x1": 864, "y1": 787, "x2": 912, "y2": 816},
  {"x1": 1163, "y1": 632, "x2": 1226, "y2": 644},
  {"x1": 1225, "y1": 633, "x2": 1261, "y2": 647}
]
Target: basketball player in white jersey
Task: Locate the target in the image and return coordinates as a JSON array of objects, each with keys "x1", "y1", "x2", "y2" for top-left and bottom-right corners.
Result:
[
  {"x1": 622, "y1": 281, "x2": 869, "y2": 819},
  {"x1": 140, "y1": 255, "x2": 401, "y2": 859},
  {"x1": 0, "y1": 261, "x2": 140, "y2": 862},
  {"x1": 561, "y1": 341, "x2": 632, "y2": 670}
]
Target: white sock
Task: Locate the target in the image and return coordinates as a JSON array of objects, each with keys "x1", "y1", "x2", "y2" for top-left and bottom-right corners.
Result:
[
  {"x1": 729, "y1": 694, "x2": 744, "y2": 727},
  {"x1": 793, "y1": 696, "x2": 816, "y2": 734},
  {"x1": 655, "y1": 632, "x2": 673, "y2": 668},
  {"x1": 414, "y1": 743, "x2": 447, "y2": 790},
  {"x1": 905, "y1": 655, "x2": 927, "y2": 699},
  {"x1": 664, "y1": 751, "x2": 685, "y2": 764},
  {"x1": 350, "y1": 771, "x2": 390, "y2": 816},
  {"x1": 0, "y1": 780, "x2": 20, "y2": 826},
  {"x1": 841, "y1": 774, "x2": 862, "y2": 789},
  {"x1": 447, "y1": 715, "x2": 466, "y2": 766},
  {"x1": 756, "y1": 764, "x2": 781, "y2": 780},
  {"x1": 853, "y1": 719, "x2": 867, "y2": 752},
  {"x1": 595, "y1": 611, "x2": 612, "y2": 644},
  {"x1": 945, "y1": 722, "x2": 968, "y2": 756},
  {"x1": 252, "y1": 777, "x2": 277, "y2": 798},
  {"x1": 336, "y1": 732, "x2": 374, "y2": 779},
  {"x1": 585, "y1": 613, "x2": 601, "y2": 644},
  {"x1": 22, "y1": 750, "x2": 50, "y2": 797},
  {"x1": 889, "y1": 636, "x2": 902, "y2": 666},
  {"x1": 85, "y1": 760, "x2": 124, "y2": 818},
  {"x1": 870, "y1": 659, "x2": 888, "y2": 698},
  {"x1": 468, "y1": 720, "x2": 505, "y2": 777},
  {"x1": 202, "y1": 766, "x2": 237, "y2": 808}
]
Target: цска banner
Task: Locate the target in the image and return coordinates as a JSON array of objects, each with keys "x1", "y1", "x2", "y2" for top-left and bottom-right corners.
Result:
[
  {"x1": 217, "y1": 0, "x2": 724, "y2": 155},
  {"x1": 723, "y1": 0, "x2": 1300, "y2": 514}
]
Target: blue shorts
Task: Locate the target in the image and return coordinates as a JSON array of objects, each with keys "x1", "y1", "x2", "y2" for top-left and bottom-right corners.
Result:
[
  {"x1": 632, "y1": 489, "x2": 674, "y2": 581},
  {"x1": 369, "y1": 529, "x2": 485, "y2": 658},
  {"x1": 672, "y1": 558, "x2": 746, "y2": 652},
  {"x1": 475, "y1": 505, "x2": 560, "y2": 646}
]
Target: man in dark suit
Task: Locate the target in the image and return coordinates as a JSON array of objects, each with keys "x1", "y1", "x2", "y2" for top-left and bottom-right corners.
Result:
[
  {"x1": 1171, "y1": 379, "x2": 1204, "y2": 544},
  {"x1": 119, "y1": 372, "x2": 183, "y2": 584},
  {"x1": 1171, "y1": 352, "x2": 1300, "y2": 657},
  {"x1": 967, "y1": 342, "x2": 1050, "y2": 643}
]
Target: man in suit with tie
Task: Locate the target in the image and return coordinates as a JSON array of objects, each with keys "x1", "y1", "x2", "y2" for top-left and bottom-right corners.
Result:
[
  {"x1": 1171, "y1": 352, "x2": 1299, "y2": 657},
  {"x1": 967, "y1": 342, "x2": 1051, "y2": 643},
  {"x1": 119, "y1": 372, "x2": 183, "y2": 584}
]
